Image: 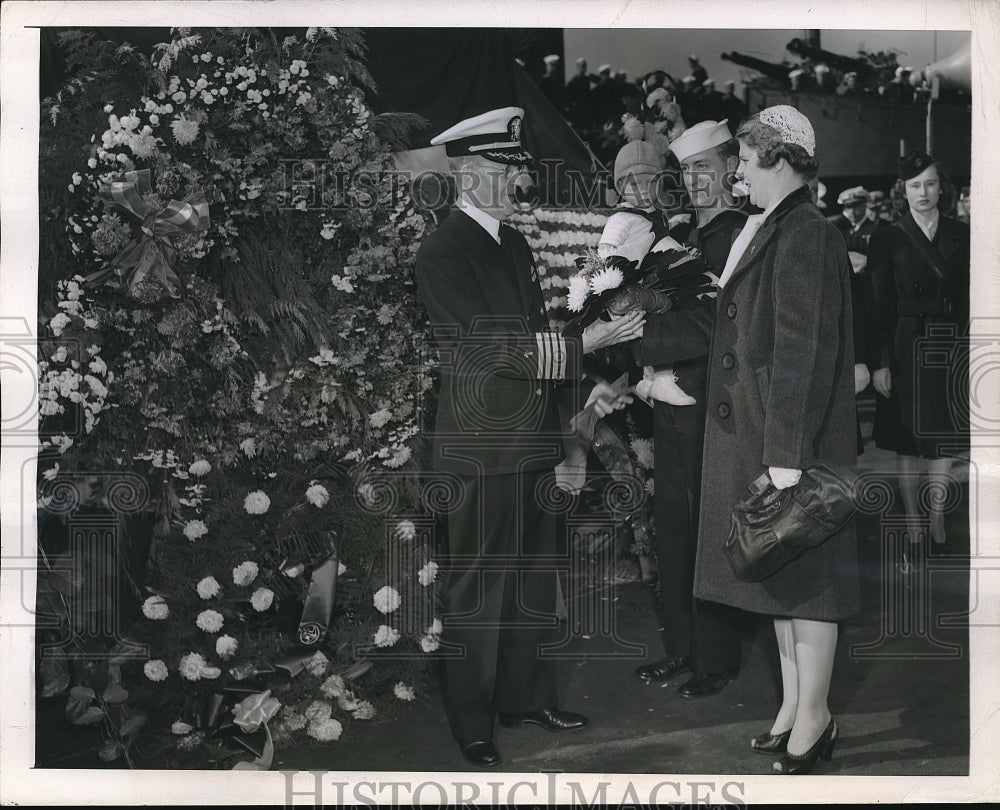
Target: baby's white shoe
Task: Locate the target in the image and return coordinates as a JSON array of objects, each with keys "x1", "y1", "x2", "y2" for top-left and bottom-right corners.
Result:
[{"x1": 650, "y1": 369, "x2": 696, "y2": 406}]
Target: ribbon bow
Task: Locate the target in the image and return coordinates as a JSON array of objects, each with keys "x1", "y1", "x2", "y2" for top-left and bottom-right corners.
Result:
[{"x1": 91, "y1": 169, "x2": 210, "y2": 298}]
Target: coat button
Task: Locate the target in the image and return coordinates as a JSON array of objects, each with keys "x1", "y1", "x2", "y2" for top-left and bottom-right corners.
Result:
[
  {"x1": 535, "y1": 387, "x2": 542, "y2": 396},
  {"x1": 721, "y1": 353, "x2": 735, "y2": 370},
  {"x1": 718, "y1": 402, "x2": 731, "y2": 418},
  {"x1": 727, "y1": 302, "x2": 737, "y2": 319}
]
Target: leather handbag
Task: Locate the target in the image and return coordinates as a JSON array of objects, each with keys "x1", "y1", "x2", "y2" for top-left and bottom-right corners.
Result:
[{"x1": 724, "y1": 464, "x2": 858, "y2": 582}]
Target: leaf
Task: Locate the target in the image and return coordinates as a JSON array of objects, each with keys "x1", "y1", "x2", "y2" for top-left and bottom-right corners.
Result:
[
  {"x1": 120, "y1": 714, "x2": 147, "y2": 738},
  {"x1": 98, "y1": 740, "x2": 123, "y2": 762},
  {"x1": 66, "y1": 703, "x2": 105, "y2": 725},
  {"x1": 69, "y1": 685, "x2": 96, "y2": 701},
  {"x1": 102, "y1": 683, "x2": 129, "y2": 704}
]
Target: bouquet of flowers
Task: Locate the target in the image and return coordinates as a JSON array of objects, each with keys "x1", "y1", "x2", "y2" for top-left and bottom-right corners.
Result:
[{"x1": 564, "y1": 239, "x2": 717, "y2": 334}]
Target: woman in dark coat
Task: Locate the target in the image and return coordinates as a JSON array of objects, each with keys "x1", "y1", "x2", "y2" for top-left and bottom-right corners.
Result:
[
  {"x1": 869, "y1": 153, "x2": 970, "y2": 559},
  {"x1": 693, "y1": 106, "x2": 860, "y2": 774}
]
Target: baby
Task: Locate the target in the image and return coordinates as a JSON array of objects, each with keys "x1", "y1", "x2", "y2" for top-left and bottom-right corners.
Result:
[{"x1": 598, "y1": 140, "x2": 700, "y2": 406}]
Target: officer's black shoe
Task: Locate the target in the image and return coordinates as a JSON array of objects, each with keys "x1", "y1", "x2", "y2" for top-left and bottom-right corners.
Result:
[{"x1": 634, "y1": 655, "x2": 691, "y2": 683}]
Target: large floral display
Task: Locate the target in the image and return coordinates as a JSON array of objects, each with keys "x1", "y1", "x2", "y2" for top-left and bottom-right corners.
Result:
[{"x1": 37, "y1": 27, "x2": 438, "y2": 768}]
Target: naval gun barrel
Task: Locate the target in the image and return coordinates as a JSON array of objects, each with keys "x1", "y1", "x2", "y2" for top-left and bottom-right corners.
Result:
[
  {"x1": 785, "y1": 38, "x2": 875, "y2": 78},
  {"x1": 721, "y1": 52, "x2": 791, "y2": 83}
]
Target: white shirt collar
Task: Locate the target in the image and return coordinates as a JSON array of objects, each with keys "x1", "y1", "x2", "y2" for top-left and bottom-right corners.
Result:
[
  {"x1": 911, "y1": 207, "x2": 940, "y2": 241},
  {"x1": 456, "y1": 195, "x2": 502, "y2": 244}
]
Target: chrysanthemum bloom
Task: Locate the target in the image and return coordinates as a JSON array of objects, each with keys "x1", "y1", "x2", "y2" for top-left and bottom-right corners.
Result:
[
  {"x1": 305, "y1": 651, "x2": 329, "y2": 677},
  {"x1": 216, "y1": 635, "x2": 238, "y2": 659},
  {"x1": 567, "y1": 275, "x2": 590, "y2": 312},
  {"x1": 189, "y1": 459, "x2": 211, "y2": 477},
  {"x1": 305, "y1": 483, "x2": 329, "y2": 508},
  {"x1": 250, "y1": 587, "x2": 274, "y2": 612},
  {"x1": 395, "y1": 520, "x2": 416, "y2": 541},
  {"x1": 420, "y1": 634, "x2": 440, "y2": 653},
  {"x1": 232, "y1": 560, "x2": 259, "y2": 586},
  {"x1": 373, "y1": 625, "x2": 400, "y2": 648},
  {"x1": 196, "y1": 609, "x2": 224, "y2": 633},
  {"x1": 372, "y1": 585, "x2": 400, "y2": 614},
  {"x1": 393, "y1": 682, "x2": 415, "y2": 701},
  {"x1": 196, "y1": 576, "x2": 220, "y2": 600},
  {"x1": 179, "y1": 652, "x2": 207, "y2": 681},
  {"x1": 417, "y1": 561, "x2": 438, "y2": 587},
  {"x1": 630, "y1": 437, "x2": 655, "y2": 468},
  {"x1": 589, "y1": 266, "x2": 625, "y2": 295},
  {"x1": 143, "y1": 660, "x2": 169, "y2": 682},
  {"x1": 282, "y1": 710, "x2": 307, "y2": 732},
  {"x1": 183, "y1": 520, "x2": 208, "y2": 541},
  {"x1": 320, "y1": 674, "x2": 346, "y2": 699},
  {"x1": 170, "y1": 115, "x2": 200, "y2": 145},
  {"x1": 304, "y1": 700, "x2": 333, "y2": 723},
  {"x1": 171, "y1": 720, "x2": 193, "y2": 735},
  {"x1": 307, "y1": 718, "x2": 343, "y2": 742},
  {"x1": 352, "y1": 701, "x2": 375, "y2": 720},
  {"x1": 368, "y1": 408, "x2": 392, "y2": 428},
  {"x1": 141, "y1": 596, "x2": 169, "y2": 620},
  {"x1": 243, "y1": 490, "x2": 270, "y2": 515}
]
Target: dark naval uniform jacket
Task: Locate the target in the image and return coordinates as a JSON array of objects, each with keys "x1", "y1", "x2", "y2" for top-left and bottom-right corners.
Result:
[{"x1": 416, "y1": 207, "x2": 582, "y2": 477}]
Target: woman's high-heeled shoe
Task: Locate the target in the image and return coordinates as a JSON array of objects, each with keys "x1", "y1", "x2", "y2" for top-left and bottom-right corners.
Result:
[
  {"x1": 773, "y1": 718, "x2": 837, "y2": 775},
  {"x1": 750, "y1": 728, "x2": 790, "y2": 755}
]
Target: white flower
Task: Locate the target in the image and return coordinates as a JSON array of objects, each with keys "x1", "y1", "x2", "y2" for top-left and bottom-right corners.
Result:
[
  {"x1": 183, "y1": 519, "x2": 208, "y2": 541},
  {"x1": 630, "y1": 437, "x2": 655, "y2": 468},
  {"x1": 395, "y1": 520, "x2": 416, "y2": 541},
  {"x1": 567, "y1": 275, "x2": 590, "y2": 312},
  {"x1": 374, "y1": 625, "x2": 400, "y2": 648},
  {"x1": 250, "y1": 587, "x2": 274, "y2": 612},
  {"x1": 171, "y1": 720, "x2": 193, "y2": 735},
  {"x1": 589, "y1": 266, "x2": 624, "y2": 295},
  {"x1": 428, "y1": 618, "x2": 443, "y2": 636},
  {"x1": 144, "y1": 660, "x2": 168, "y2": 681},
  {"x1": 196, "y1": 609, "x2": 224, "y2": 633},
  {"x1": 189, "y1": 459, "x2": 211, "y2": 477},
  {"x1": 216, "y1": 635, "x2": 238, "y2": 659},
  {"x1": 368, "y1": 408, "x2": 392, "y2": 428},
  {"x1": 232, "y1": 560, "x2": 259, "y2": 586},
  {"x1": 305, "y1": 651, "x2": 329, "y2": 677},
  {"x1": 49, "y1": 312, "x2": 71, "y2": 336},
  {"x1": 394, "y1": 682, "x2": 415, "y2": 701},
  {"x1": 352, "y1": 701, "x2": 375, "y2": 720},
  {"x1": 196, "y1": 576, "x2": 220, "y2": 599},
  {"x1": 240, "y1": 438, "x2": 257, "y2": 457},
  {"x1": 417, "y1": 561, "x2": 439, "y2": 587},
  {"x1": 330, "y1": 274, "x2": 354, "y2": 293},
  {"x1": 202, "y1": 666, "x2": 221, "y2": 679},
  {"x1": 305, "y1": 483, "x2": 329, "y2": 508},
  {"x1": 320, "y1": 674, "x2": 347, "y2": 699},
  {"x1": 141, "y1": 596, "x2": 169, "y2": 620},
  {"x1": 373, "y1": 585, "x2": 401, "y2": 614},
  {"x1": 171, "y1": 115, "x2": 200, "y2": 145},
  {"x1": 179, "y1": 652, "x2": 207, "y2": 681},
  {"x1": 307, "y1": 717, "x2": 343, "y2": 742},
  {"x1": 383, "y1": 445, "x2": 411, "y2": 469},
  {"x1": 243, "y1": 490, "x2": 270, "y2": 515},
  {"x1": 645, "y1": 478, "x2": 655, "y2": 496},
  {"x1": 420, "y1": 634, "x2": 440, "y2": 653},
  {"x1": 304, "y1": 700, "x2": 332, "y2": 723}
]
